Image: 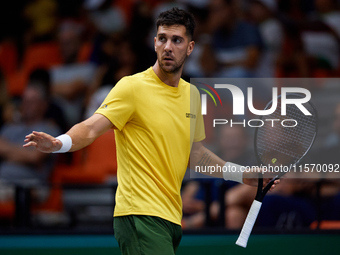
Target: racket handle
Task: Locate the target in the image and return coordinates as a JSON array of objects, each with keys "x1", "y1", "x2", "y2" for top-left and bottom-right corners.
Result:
[{"x1": 235, "y1": 200, "x2": 262, "y2": 248}]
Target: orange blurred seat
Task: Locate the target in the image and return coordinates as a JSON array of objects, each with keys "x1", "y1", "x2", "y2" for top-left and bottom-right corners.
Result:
[
  {"x1": 6, "y1": 42, "x2": 62, "y2": 96},
  {"x1": 23, "y1": 42, "x2": 62, "y2": 74},
  {"x1": 77, "y1": 42, "x2": 93, "y2": 63},
  {"x1": 6, "y1": 40, "x2": 93, "y2": 96},
  {"x1": 0, "y1": 201, "x2": 15, "y2": 219},
  {"x1": 52, "y1": 130, "x2": 117, "y2": 184},
  {"x1": 310, "y1": 220, "x2": 340, "y2": 230},
  {"x1": 33, "y1": 130, "x2": 117, "y2": 213},
  {"x1": 63, "y1": 129, "x2": 117, "y2": 180},
  {"x1": 0, "y1": 41, "x2": 18, "y2": 77},
  {"x1": 6, "y1": 70, "x2": 27, "y2": 96}
]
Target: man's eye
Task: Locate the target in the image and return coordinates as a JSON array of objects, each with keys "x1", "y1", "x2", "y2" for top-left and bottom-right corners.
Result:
[
  {"x1": 174, "y1": 38, "x2": 182, "y2": 43},
  {"x1": 159, "y1": 37, "x2": 166, "y2": 42}
]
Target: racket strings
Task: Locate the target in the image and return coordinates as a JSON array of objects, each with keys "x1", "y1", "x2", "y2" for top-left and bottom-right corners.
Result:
[{"x1": 256, "y1": 96, "x2": 317, "y2": 167}]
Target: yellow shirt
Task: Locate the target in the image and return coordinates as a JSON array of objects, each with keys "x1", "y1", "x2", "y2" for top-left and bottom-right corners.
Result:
[{"x1": 95, "y1": 67, "x2": 205, "y2": 225}]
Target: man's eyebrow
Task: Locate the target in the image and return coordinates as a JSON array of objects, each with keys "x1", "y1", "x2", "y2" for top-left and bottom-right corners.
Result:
[
  {"x1": 157, "y1": 33, "x2": 184, "y2": 39},
  {"x1": 172, "y1": 35, "x2": 184, "y2": 40}
]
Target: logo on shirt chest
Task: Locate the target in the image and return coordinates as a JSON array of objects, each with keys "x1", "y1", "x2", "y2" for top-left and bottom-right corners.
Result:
[{"x1": 186, "y1": 113, "x2": 196, "y2": 119}]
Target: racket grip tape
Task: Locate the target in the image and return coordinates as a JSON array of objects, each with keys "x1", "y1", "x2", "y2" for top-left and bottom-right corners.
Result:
[{"x1": 235, "y1": 200, "x2": 262, "y2": 248}]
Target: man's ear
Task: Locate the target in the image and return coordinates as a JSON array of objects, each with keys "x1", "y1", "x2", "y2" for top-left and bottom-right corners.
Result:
[
  {"x1": 187, "y1": 41, "x2": 195, "y2": 56},
  {"x1": 154, "y1": 37, "x2": 157, "y2": 52}
]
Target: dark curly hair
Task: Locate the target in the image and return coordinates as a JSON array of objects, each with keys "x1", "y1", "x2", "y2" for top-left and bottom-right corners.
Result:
[{"x1": 156, "y1": 7, "x2": 196, "y2": 40}]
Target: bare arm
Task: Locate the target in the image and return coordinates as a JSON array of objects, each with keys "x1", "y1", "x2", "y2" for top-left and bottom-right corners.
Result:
[
  {"x1": 190, "y1": 141, "x2": 279, "y2": 188},
  {"x1": 189, "y1": 141, "x2": 225, "y2": 179},
  {"x1": 23, "y1": 113, "x2": 114, "y2": 153}
]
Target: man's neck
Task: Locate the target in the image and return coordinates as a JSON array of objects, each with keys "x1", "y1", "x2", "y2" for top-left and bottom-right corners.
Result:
[{"x1": 152, "y1": 61, "x2": 182, "y2": 87}]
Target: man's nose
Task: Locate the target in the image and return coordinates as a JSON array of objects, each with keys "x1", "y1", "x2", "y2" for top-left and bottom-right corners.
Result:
[{"x1": 164, "y1": 40, "x2": 172, "y2": 52}]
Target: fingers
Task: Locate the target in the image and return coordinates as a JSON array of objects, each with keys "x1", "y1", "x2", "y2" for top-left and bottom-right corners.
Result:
[
  {"x1": 23, "y1": 131, "x2": 46, "y2": 147},
  {"x1": 269, "y1": 180, "x2": 280, "y2": 191},
  {"x1": 23, "y1": 141, "x2": 37, "y2": 148}
]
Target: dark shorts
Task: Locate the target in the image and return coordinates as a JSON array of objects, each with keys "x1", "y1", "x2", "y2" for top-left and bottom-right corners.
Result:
[{"x1": 114, "y1": 215, "x2": 182, "y2": 255}]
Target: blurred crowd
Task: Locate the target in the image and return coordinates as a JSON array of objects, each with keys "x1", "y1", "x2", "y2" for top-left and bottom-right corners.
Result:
[{"x1": 0, "y1": 0, "x2": 340, "y2": 229}]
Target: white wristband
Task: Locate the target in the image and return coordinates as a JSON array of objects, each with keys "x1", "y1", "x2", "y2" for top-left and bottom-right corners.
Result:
[
  {"x1": 223, "y1": 162, "x2": 244, "y2": 183},
  {"x1": 52, "y1": 134, "x2": 72, "y2": 153}
]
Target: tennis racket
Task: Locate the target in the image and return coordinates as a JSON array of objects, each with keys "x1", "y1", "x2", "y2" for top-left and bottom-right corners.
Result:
[{"x1": 235, "y1": 93, "x2": 318, "y2": 248}]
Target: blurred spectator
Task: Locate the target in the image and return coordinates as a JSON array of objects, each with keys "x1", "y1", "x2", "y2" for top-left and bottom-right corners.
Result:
[
  {"x1": 205, "y1": 0, "x2": 263, "y2": 78},
  {"x1": 300, "y1": 21, "x2": 340, "y2": 77},
  {"x1": 85, "y1": 86, "x2": 113, "y2": 119},
  {"x1": 183, "y1": 6, "x2": 218, "y2": 78},
  {"x1": 23, "y1": 0, "x2": 59, "y2": 44},
  {"x1": 277, "y1": 0, "x2": 313, "y2": 23},
  {"x1": 0, "y1": 71, "x2": 9, "y2": 130},
  {"x1": 178, "y1": 0, "x2": 209, "y2": 9},
  {"x1": 307, "y1": 101, "x2": 340, "y2": 225},
  {"x1": 86, "y1": 34, "x2": 140, "y2": 113},
  {"x1": 181, "y1": 179, "x2": 210, "y2": 229},
  {"x1": 219, "y1": 125, "x2": 257, "y2": 229},
  {"x1": 181, "y1": 175, "x2": 225, "y2": 229},
  {"x1": 308, "y1": 103, "x2": 340, "y2": 225},
  {"x1": 303, "y1": 0, "x2": 340, "y2": 77},
  {"x1": 324, "y1": 102, "x2": 340, "y2": 148},
  {"x1": 58, "y1": 0, "x2": 85, "y2": 19},
  {"x1": 0, "y1": 69, "x2": 17, "y2": 131},
  {"x1": 249, "y1": 0, "x2": 284, "y2": 77},
  {"x1": 152, "y1": 0, "x2": 187, "y2": 23},
  {"x1": 255, "y1": 178, "x2": 318, "y2": 229},
  {"x1": 129, "y1": 1, "x2": 156, "y2": 72},
  {"x1": 0, "y1": 2, "x2": 26, "y2": 65},
  {"x1": 0, "y1": 82, "x2": 60, "y2": 185},
  {"x1": 29, "y1": 69, "x2": 68, "y2": 133},
  {"x1": 83, "y1": 0, "x2": 126, "y2": 35},
  {"x1": 274, "y1": 0, "x2": 310, "y2": 77},
  {"x1": 50, "y1": 20, "x2": 96, "y2": 126},
  {"x1": 182, "y1": 125, "x2": 256, "y2": 229},
  {"x1": 232, "y1": 101, "x2": 340, "y2": 229},
  {"x1": 276, "y1": 0, "x2": 340, "y2": 78},
  {"x1": 313, "y1": 0, "x2": 340, "y2": 38},
  {"x1": 276, "y1": 25, "x2": 309, "y2": 77},
  {"x1": 224, "y1": 172, "x2": 319, "y2": 229},
  {"x1": 217, "y1": 125, "x2": 255, "y2": 165}
]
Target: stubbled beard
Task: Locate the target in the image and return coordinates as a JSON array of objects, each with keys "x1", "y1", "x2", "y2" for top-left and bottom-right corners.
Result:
[{"x1": 158, "y1": 54, "x2": 187, "y2": 74}]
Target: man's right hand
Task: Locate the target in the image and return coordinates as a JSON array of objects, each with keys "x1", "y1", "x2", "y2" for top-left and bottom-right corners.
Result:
[{"x1": 23, "y1": 131, "x2": 62, "y2": 153}]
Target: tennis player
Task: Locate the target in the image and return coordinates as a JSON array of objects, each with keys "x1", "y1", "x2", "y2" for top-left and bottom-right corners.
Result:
[{"x1": 24, "y1": 8, "x2": 278, "y2": 255}]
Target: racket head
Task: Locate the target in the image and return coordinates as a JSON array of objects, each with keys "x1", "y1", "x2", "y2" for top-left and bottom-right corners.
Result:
[{"x1": 254, "y1": 93, "x2": 318, "y2": 198}]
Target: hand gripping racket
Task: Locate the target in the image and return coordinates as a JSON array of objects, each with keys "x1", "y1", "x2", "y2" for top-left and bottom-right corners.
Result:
[{"x1": 235, "y1": 93, "x2": 318, "y2": 248}]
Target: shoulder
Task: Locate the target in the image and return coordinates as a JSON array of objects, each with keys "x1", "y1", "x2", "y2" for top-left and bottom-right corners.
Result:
[
  {"x1": 184, "y1": 80, "x2": 199, "y2": 96},
  {"x1": 179, "y1": 78, "x2": 200, "y2": 94},
  {"x1": 123, "y1": 68, "x2": 153, "y2": 81},
  {"x1": 180, "y1": 80, "x2": 201, "y2": 101},
  {"x1": 117, "y1": 68, "x2": 153, "y2": 87}
]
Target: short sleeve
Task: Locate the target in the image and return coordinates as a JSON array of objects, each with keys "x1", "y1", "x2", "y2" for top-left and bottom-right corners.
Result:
[
  {"x1": 95, "y1": 77, "x2": 135, "y2": 130},
  {"x1": 191, "y1": 86, "x2": 206, "y2": 142}
]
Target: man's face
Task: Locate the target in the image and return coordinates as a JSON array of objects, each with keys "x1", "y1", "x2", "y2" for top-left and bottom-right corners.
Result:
[
  {"x1": 21, "y1": 86, "x2": 47, "y2": 122},
  {"x1": 59, "y1": 30, "x2": 81, "y2": 64},
  {"x1": 154, "y1": 25, "x2": 194, "y2": 74}
]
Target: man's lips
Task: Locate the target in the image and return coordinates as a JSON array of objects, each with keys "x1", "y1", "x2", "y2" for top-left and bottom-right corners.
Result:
[{"x1": 163, "y1": 55, "x2": 174, "y2": 61}]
